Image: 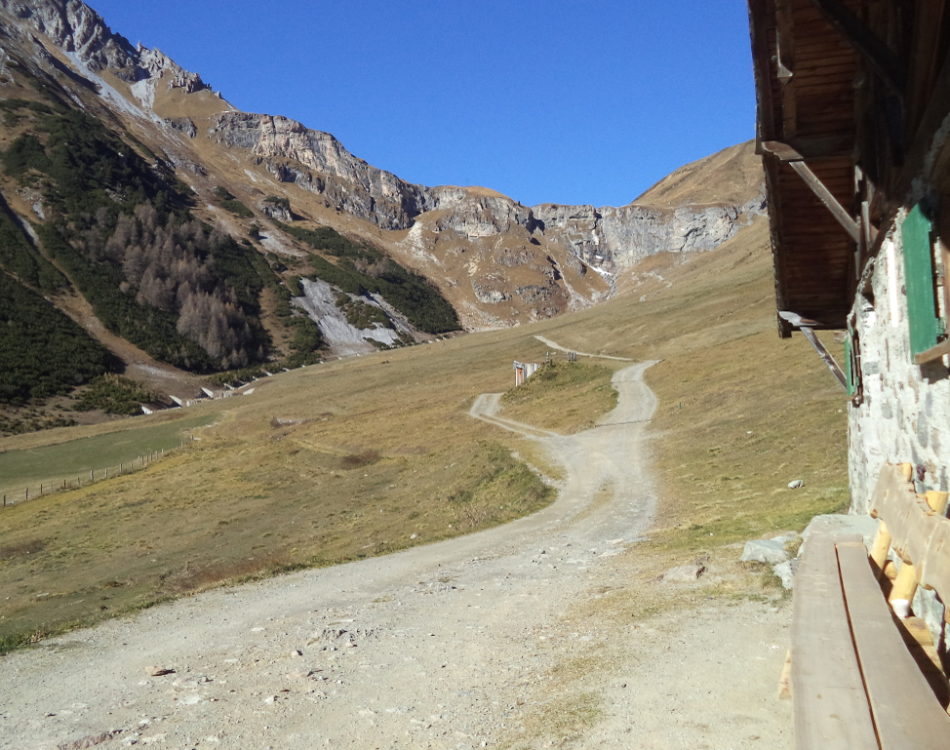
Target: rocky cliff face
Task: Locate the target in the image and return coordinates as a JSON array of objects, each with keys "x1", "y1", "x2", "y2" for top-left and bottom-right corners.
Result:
[
  {"x1": 207, "y1": 110, "x2": 764, "y2": 274},
  {"x1": 534, "y1": 195, "x2": 766, "y2": 271},
  {"x1": 208, "y1": 112, "x2": 428, "y2": 230}
]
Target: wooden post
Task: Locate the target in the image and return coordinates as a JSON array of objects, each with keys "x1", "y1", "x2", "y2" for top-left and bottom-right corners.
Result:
[
  {"x1": 888, "y1": 562, "x2": 919, "y2": 617},
  {"x1": 870, "y1": 521, "x2": 892, "y2": 571}
]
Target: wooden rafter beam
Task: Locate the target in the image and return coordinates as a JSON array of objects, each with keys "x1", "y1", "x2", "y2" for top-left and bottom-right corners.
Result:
[
  {"x1": 780, "y1": 312, "x2": 849, "y2": 389},
  {"x1": 788, "y1": 160, "x2": 861, "y2": 243},
  {"x1": 809, "y1": 0, "x2": 906, "y2": 94},
  {"x1": 761, "y1": 142, "x2": 861, "y2": 242}
]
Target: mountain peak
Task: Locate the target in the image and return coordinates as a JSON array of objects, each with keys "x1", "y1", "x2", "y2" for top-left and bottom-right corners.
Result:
[{"x1": 0, "y1": 0, "x2": 209, "y2": 94}]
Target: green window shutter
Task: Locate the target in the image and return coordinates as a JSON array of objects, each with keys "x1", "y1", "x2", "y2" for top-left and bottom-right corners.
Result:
[{"x1": 901, "y1": 204, "x2": 943, "y2": 358}]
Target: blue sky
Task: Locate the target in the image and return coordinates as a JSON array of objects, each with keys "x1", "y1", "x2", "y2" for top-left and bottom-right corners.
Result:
[{"x1": 88, "y1": 1, "x2": 755, "y2": 208}]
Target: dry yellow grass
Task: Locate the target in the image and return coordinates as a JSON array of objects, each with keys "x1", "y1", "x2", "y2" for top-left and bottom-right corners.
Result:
[
  {"x1": 0, "y1": 216, "x2": 849, "y2": 650},
  {"x1": 523, "y1": 217, "x2": 849, "y2": 562}
]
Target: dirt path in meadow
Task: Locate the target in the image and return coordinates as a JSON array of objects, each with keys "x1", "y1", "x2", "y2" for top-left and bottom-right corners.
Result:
[{"x1": 0, "y1": 356, "x2": 791, "y2": 750}]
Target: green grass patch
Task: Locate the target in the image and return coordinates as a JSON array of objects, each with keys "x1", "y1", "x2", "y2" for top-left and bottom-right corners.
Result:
[{"x1": 0, "y1": 413, "x2": 214, "y2": 496}]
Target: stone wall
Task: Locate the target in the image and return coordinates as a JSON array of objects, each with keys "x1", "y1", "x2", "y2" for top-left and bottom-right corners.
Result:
[
  {"x1": 847, "y1": 218, "x2": 950, "y2": 512},
  {"x1": 848, "y1": 216, "x2": 950, "y2": 649}
]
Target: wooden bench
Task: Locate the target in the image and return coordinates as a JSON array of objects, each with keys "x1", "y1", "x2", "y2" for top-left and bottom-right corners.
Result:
[{"x1": 792, "y1": 464, "x2": 950, "y2": 749}]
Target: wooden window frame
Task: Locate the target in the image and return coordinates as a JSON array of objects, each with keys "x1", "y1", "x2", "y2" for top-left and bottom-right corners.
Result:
[{"x1": 845, "y1": 318, "x2": 864, "y2": 405}]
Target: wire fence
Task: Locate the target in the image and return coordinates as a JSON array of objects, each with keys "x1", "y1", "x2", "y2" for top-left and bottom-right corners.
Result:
[{"x1": 1, "y1": 448, "x2": 172, "y2": 509}]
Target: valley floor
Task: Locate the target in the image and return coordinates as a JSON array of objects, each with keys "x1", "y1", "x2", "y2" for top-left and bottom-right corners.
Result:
[{"x1": 0, "y1": 361, "x2": 790, "y2": 749}]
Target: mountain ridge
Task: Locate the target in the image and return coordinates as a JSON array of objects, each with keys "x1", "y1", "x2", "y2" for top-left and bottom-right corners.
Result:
[{"x1": 0, "y1": 0, "x2": 765, "y2": 432}]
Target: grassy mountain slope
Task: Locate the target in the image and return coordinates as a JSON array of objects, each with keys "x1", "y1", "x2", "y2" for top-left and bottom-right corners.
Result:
[
  {"x1": 634, "y1": 140, "x2": 764, "y2": 207},
  {"x1": 0, "y1": 215, "x2": 848, "y2": 650}
]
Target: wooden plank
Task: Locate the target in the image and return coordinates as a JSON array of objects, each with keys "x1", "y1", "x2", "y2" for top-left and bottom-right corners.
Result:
[
  {"x1": 837, "y1": 541, "x2": 950, "y2": 748},
  {"x1": 914, "y1": 339, "x2": 950, "y2": 365},
  {"x1": 792, "y1": 533, "x2": 878, "y2": 749}
]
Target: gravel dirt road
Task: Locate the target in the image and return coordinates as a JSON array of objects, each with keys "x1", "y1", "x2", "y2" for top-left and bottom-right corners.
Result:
[{"x1": 0, "y1": 360, "x2": 791, "y2": 749}]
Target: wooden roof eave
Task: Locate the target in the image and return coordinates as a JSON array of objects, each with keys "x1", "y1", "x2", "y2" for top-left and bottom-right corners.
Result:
[{"x1": 749, "y1": 0, "x2": 859, "y2": 337}]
